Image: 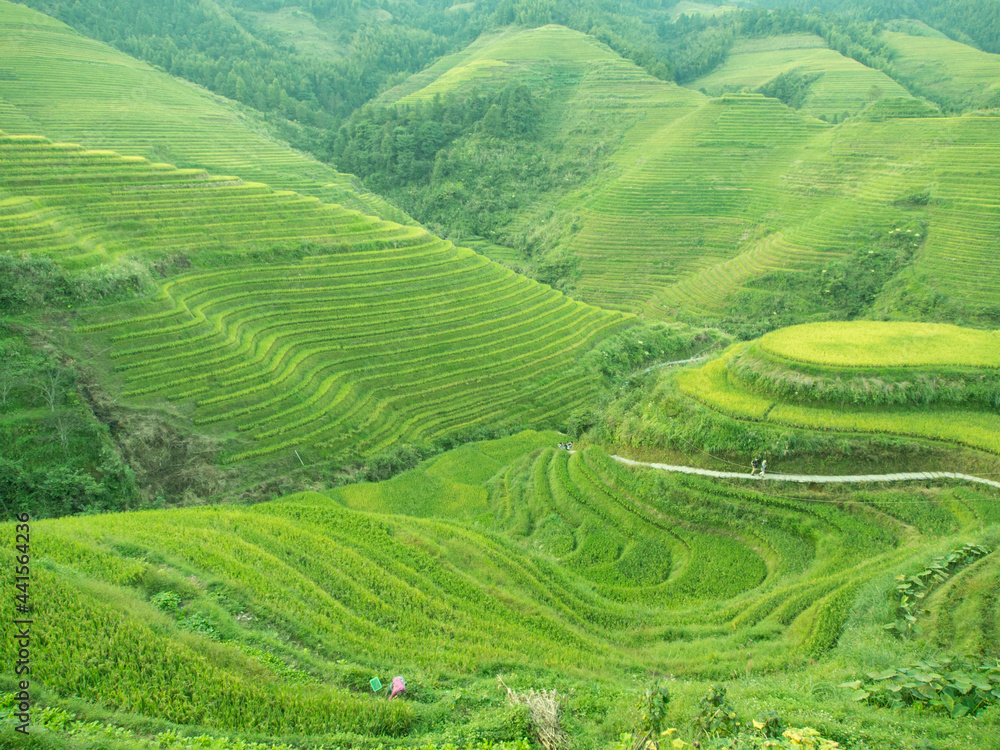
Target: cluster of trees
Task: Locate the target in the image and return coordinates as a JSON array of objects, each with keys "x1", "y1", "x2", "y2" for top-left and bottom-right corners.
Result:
[
  {"x1": 331, "y1": 83, "x2": 541, "y2": 190},
  {"x1": 754, "y1": 70, "x2": 821, "y2": 109},
  {"x1": 766, "y1": 0, "x2": 1000, "y2": 55},
  {"x1": 0, "y1": 337, "x2": 139, "y2": 519},
  {"x1": 0, "y1": 254, "x2": 150, "y2": 316}
]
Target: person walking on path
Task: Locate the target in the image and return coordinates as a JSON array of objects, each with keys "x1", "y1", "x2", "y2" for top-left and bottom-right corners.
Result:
[
  {"x1": 760, "y1": 459, "x2": 767, "y2": 478},
  {"x1": 750, "y1": 457, "x2": 760, "y2": 476}
]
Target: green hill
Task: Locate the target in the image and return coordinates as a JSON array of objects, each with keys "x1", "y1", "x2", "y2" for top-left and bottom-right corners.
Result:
[
  {"x1": 3, "y1": 430, "x2": 998, "y2": 747},
  {"x1": 688, "y1": 33, "x2": 916, "y2": 121},
  {"x1": 0, "y1": 129, "x2": 630, "y2": 481},
  {"x1": 341, "y1": 24, "x2": 707, "y2": 272},
  {"x1": 337, "y1": 22, "x2": 1000, "y2": 331},
  {"x1": 0, "y1": 0, "x2": 407, "y2": 223},
  {"x1": 6, "y1": 4, "x2": 1000, "y2": 748},
  {"x1": 882, "y1": 27, "x2": 1000, "y2": 111},
  {"x1": 567, "y1": 92, "x2": 826, "y2": 313}
]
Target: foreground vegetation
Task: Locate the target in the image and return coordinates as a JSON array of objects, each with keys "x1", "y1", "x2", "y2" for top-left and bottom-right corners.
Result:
[{"x1": 2, "y1": 429, "x2": 998, "y2": 747}]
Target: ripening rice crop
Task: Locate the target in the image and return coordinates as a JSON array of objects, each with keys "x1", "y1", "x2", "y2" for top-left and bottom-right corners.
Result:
[
  {"x1": 78, "y1": 223, "x2": 630, "y2": 464},
  {"x1": 675, "y1": 323, "x2": 1000, "y2": 454},
  {"x1": 3, "y1": 430, "x2": 998, "y2": 745},
  {"x1": 759, "y1": 322, "x2": 1000, "y2": 369}
]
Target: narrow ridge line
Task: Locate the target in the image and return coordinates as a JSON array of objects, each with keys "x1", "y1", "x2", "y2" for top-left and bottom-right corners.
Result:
[{"x1": 610, "y1": 456, "x2": 1000, "y2": 489}]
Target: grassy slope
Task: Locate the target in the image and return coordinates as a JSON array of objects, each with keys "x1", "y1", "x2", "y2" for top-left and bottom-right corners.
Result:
[
  {"x1": 2, "y1": 430, "x2": 998, "y2": 747},
  {"x1": 688, "y1": 33, "x2": 916, "y2": 120},
  {"x1": 0, "y1": 0, "x2": 408, "y2": 223},
  {"x1": 373, "y1": 24, "x2": 708, "y2": 261},
  {"x1": 883, "y1": 28, "x2": 1000, "y2": 110},
  {"x1": 568, "y1": 92, "x2": 827, "y2": 314},
  {"x1": 384, "y1": 25, "x2": 703, "y2": 167},
  {"x1": 605, "y1": 100, "x2": 1000, "y2": 325}
]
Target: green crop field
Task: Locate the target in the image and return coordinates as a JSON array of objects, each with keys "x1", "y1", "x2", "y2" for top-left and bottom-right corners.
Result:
[
  {"x1": 0, "y1": 131, "x2": 414, "y2": 267},
  {"x1": 81, "y1": 237, "x2": 628, "y2": 463},
  {"x1": 3, "y1": 431, "x2": 998, "y2": 747},
  {"x1": 760, "y1": 322, "x2": 1000, "y2": 368},
  {"x1": 675, "y1": 322, "x2": 1000, "y2": 455},
  {"x1": 368, "y1": 23, "x2": 1000, "y2": 329},
  {"x1": 567, "y1": 93, "x2": 829, "y2": 313},
  {"x1": 688, "y1": 33, "x2": 915, "y2": 121},
  {"x1": 883, "y1": 28, "x2": 1000, "y2": 110},
  {"x1": 0, "y1": 1, "x2": 406, "y2": 223},
  {"x1": 7, "y1": 2, "x2": 1000, "y2": 748},
  {"x1": 647, "y1": 107, "x2": 1000, "y2": 326},
  {"x1": 385, "y1": 24, "x2": 707, "y2": 165},
  {"x1": 0, "y1": 121, "x2": 630, "y2": 464}
]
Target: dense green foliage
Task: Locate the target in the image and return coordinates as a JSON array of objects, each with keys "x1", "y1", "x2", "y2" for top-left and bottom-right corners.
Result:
[
  {"x1": 849, "y1": 657, "x2": 1000, "y2": 718},
  {"x1": 769, "y1": 0, "x2": 1000, "y2": 56},
  {"x1": 754, "y1": 70, "x2": 822, "y2": 109},
  {"x1": 330, "y1": 82, "x2": 571, "y2": 248},
  {"x1": 715, "y1": 225, "x2": 923, "y2": 339},
  {"x1": 581, "y1": 322, "x2": 728, "y2": 386},
  {"x1": 332, "y1": 84, "x2": 541, "y2": 191},
  {"x1": 0, "y1": 347, "x2": 139, "y2": 518},
  {"x1": 885, "y1": 543, "x2": 992, "y2": 637},
  {"x1": 17, "y1": 0, "x2": 468, "y2": 128},
  {"x1": 2, "y1": 431, "x2": 999, "y2": 747},
  {"x1": 730, "y1": 348, "x2": 1000, "y2": 410}
]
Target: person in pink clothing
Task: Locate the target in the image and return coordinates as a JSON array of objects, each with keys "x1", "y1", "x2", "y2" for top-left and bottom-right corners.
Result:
[{"x1": 389, "y1": 676, "x2": 406, "y2": 699}]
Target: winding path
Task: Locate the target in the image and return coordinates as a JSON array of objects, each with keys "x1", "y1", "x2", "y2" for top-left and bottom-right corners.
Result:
[{"x1": 611, "y1": 456, "x2": 1000, "y2": 490}]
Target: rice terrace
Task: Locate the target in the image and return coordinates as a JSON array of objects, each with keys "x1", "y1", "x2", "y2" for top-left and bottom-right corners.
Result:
[{"x1": 3, "y1": 1, "x2": 1000, "y2": 749}]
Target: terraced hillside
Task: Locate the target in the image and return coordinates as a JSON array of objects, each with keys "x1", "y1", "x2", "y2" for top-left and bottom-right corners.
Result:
[
  {"x1": 689, "y1": 33, "x2": 915, "y2": 120},
  {"x1": 373, "y1": 24, "x2": 708, "y2": 230},
  {"x1": 378, "y1": 24, "x2": 710, "y2": 179},
  {"x1": 0, "y1": 0, "x2": 406, "y2": 222},
  {"x1": 3, "y1": 431, "x2": 998, "y2": 747},
  {"x1": 677, "y1": 322, "x2": 1000, "y2": 455},
  {"x1": 0, "y1": 131, "x2": 408, "y2": 267},
  {"x1": 883, "y1": 27, "x2": 1000, "y2": 110},
  {"x1": 366, "y1": 23, "x2": 1000, "y2": 327},
  {"x1": 567, "y1": 93, "x2": 828, "y2": 312},
  {"x1": 0, "y1": 129, "x2": 629, "y2": 475},
  {"x1": 644, "y1": 108, "x2": 1000, "y2": 325},
  {"x1": 86, "y1": 248, "x2": 626, "y2": 464}
]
